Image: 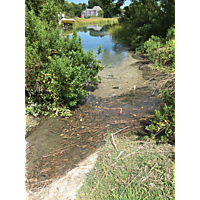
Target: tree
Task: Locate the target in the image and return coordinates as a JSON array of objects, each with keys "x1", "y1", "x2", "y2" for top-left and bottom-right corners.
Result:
[
  {"x1": 63, "y1": 1, "x2": 75, "y2": 15},
  {"x1": 103, "y1": 3, "x2": 121, "y2": 18},
  {"x1": 82, "y1": 3, "x2": 87, "y2": 10},
  {"x1": 97, "y1": 10, "x2": 104, "y2": 17},
  {"x1": 71, "y1": 2, "x2": 82, "y2": 16},
  {"x1": 115, "y1": 0, "x2": 175, "y2": 49},
  {"x1": 88, "y1": 0, "x2": 102, "y2": 8},
  {"x1": 25, "y1": 0, "x2": 45, "y2": 15},
  {"x1": 100, "y1": 0, "x2": 124, "y2": 13},
  {"x1": 54, "y1": 0, "x2": 65, "y2": 5}
]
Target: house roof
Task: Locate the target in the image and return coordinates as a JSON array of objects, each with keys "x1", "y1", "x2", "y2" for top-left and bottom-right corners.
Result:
[
  {"x1": 93, "y1": 6, "x2": 102, "y2": 10},
  {"x1": 85, "y1": 6, "x2": 102, "y2": 11}
]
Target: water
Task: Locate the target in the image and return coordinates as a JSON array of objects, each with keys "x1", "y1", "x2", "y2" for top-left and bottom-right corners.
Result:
[
  {"x1": 26, "y1": 24, "x2": 163, "y2": 190},
  {"x1": 68, "y1": 25, "x2": 129, "y2": 66}
]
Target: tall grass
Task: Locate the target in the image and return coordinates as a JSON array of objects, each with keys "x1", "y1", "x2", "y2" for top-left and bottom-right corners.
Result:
[
  {"x1": 108, "y1": 24, "x2": 133, "y2": 45},
  {"x1": 75, "y1": 18, "x2": 118, "y2": 27}
]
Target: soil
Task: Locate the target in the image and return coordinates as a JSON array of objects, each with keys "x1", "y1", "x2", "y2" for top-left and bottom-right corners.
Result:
[{"x1": 25, "y1": 52, "x2": 174, "y2": 200}]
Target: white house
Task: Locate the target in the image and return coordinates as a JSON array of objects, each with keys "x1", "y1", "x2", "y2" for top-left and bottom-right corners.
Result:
[{"x1": 81, "y1": 6, "x2": 102, "y2": 18}]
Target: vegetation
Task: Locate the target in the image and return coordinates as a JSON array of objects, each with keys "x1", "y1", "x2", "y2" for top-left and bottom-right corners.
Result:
[
  {"x1": 107, "y1": 0, "x2": 175, "y2": 49},
  {"x1": 140, "y1": 26, "x2": 175, "y2": 72},
  {"x1": 26, "y1": 0, "x2": 122, "y2": 18},
  {"x1": 75, "y1": 17, "x2": 118, "y2": 27},
  {"x1": 98, "y1": 9, "x2": 104, "y2": 17},
  {"x1": 85, "y1": 15, "x2": 91, "y2": 19},
  {"x1": 25, "y1": 0, "x2": 45, "y2": 15},
  {"x1": 76, "y1": 131, "x2": 175, "y2": 199},
  {"x1": 88, "y1": 0, "x2": 122, "y2": 18},
  {"x1": 146, "y1": 89, "x2": 175, "y2": 143},
  {"x1": 25, "y1": 0, "x2": 103, "y2": 117}
]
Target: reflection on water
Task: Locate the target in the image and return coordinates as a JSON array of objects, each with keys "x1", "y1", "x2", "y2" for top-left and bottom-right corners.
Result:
[
  {"x1": 86, "y1": 25, "x2": 103, "y2": 31},
  {"x1": 67, "y1": 25, "x2": 130, "y2": 66}
]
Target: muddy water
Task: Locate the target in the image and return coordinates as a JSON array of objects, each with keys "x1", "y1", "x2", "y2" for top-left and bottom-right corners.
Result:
[{"x1": 26, "y1": 25, "x2": 163, "y2": 191}]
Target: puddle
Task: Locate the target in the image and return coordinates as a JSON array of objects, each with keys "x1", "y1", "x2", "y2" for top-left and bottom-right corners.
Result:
[{"x1": 26, "y1": 24, "x2": 164, "y2": 196}]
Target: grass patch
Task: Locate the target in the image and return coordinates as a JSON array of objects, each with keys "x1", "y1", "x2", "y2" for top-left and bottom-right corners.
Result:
[
  {"x1": 76, "y1": 128, "x2": 175, "y2": 199},
  {"x1": 75, "y1": 18, "x2": 118, "y2": 27},
  {"x1": 107, "y1": 24, "x2": 132, "y2": 45}
]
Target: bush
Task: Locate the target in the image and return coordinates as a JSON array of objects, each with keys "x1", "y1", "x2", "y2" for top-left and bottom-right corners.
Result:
[
  {"x1": 145, "y1": 89, "x2": 175, "y2": 142},
  {"x1": 139, "y1": 26, "x2": 175, "y2": 72},
  {"x1": 25, "y1": 0, "x2": 103, "y2": 117},
  {"x1": 85, "y1": 16, "x2": 91, "y2": 19}
]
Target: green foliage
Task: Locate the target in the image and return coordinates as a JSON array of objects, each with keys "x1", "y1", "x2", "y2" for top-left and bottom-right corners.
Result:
[
  {"x1": 139, "y1": 26, "x2": 175, "y2": 72},
  {"x1": 97, "y1": 10, "x2": 104, "y2": 17},
  {"x1": 25, "y1": 0, "x2": 45, "y2": 16},
  {"x1": 103, "y1": 3, "x2": 121, "y2": 18},
  {"x1": 145, "y1": 89, "x2": 175, "y2": 142},
  {"x1": 25, "y1": 102, "x2": 50, "y2": 117},
  {"x1": 87, "y1": 0, "x2": 121, "y2": 17},
  {"x1": 88, "y1": 0, "x2": 102, "y2": 8},
  {"x1": 109, "y1": 0, "x2": 175, "y2": 49},
  {"x1": 71, "y1": 2, "x2": 84, "y2": 16},
  {"x1": 25, "y1": 0, "x2": 103, "y2": 117},
  {"x1": 85, "y1": 16, "x2": 91, "y2": 19}
]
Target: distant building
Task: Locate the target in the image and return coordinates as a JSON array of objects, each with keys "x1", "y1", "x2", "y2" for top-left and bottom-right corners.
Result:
[{"x1": 81, "y1": 6, "x2": 102, "y2": 18}]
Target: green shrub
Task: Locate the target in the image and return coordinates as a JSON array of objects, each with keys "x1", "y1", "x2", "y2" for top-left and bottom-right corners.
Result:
[
  {"x1": 138, "y1": 26, "x2": 175, "y2": 72},
  {"x1": 25, "y1": 0, "x2": 103, "y2": 117},
  {"x1": 85, "y1": 16, "x2": 91, "y2": 19},
  {"x1": 145, "y1": 89, "x2": 175, "y2": 142}
]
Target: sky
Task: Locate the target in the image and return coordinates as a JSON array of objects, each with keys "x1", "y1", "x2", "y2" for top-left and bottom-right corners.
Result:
[{"x1": 65, "y1": 0, "x2": 131, "y2": 8}]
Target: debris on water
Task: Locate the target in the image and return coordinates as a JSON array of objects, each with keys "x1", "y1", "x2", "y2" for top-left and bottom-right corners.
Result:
[{"x1": 113, "y1": 86, "x2": 119, "y2": 89}]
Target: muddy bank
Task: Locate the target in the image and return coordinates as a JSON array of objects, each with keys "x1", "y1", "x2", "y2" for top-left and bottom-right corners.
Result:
[{"x1": 130, "y1": 51, "x2": 175, "y2": 101}]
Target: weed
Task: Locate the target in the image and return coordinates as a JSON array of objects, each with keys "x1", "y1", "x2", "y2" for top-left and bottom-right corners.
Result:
[
  {"x1": 76, "y1": 129, "x2": 175, "y2": 199},
  {"x1": 146, "y1": 89, "x2": 175, "y2": 143}
]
